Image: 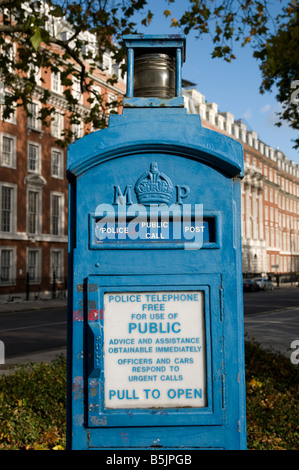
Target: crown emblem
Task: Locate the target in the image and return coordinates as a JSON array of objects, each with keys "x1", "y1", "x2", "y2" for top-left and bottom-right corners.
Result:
[{"x1": 134, "y1": 162, "x2": 173, "y2": 205}]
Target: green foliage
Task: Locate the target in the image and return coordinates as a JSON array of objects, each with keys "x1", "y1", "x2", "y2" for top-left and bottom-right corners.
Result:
[
  {"x1": 168, "y1": 0, "x2": 299, "y2": 150},
  {"x1": 1, "y1": 1, "x2": 298, "y2": 149},
  {"x1": 245, "y1": 341, "x2": 299, "y2": 450},
  {"x1": 0, "y1": 355, "x2": 66, "y2": 450},
  {"x1": 0, "y1": 0, "x2": 149, "y2": 147},
  {"x1": 0, "y1": 343, "x2": 298, "y2": 450},
  {"x1": 256, "y1": 2, "x2": 299, "y2": 149}
]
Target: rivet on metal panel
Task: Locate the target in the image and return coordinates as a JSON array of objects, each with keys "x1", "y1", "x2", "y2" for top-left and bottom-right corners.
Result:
[
  {"x1": 89, "y1": 403, "x2": 100, "y2": 412},
  {"x1": 76, "y1": 351, "x2": 84, "y2": 360}
]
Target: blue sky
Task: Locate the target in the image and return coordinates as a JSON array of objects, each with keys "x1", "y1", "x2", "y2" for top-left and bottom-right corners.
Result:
[{"x1": 133, "y1": 0, "x2": 299, "y2": 165}]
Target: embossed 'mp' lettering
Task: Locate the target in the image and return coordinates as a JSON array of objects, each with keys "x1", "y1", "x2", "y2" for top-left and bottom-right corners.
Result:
[
  {"x1": 113, "y1": 184, "x2": 190, "y2": 206},
  {"x1": 113, "y1": 185, "x2": 133, "y2": 205}
]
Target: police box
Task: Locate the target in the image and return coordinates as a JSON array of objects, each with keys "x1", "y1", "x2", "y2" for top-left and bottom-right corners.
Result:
[{"x1": 66, "y1": 34, "x2": 247, "y2": 450}]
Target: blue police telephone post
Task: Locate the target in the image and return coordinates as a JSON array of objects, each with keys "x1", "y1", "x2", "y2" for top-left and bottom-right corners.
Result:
[{"x1": 67, "y1": 35, "x2": 246, "y2": 450}]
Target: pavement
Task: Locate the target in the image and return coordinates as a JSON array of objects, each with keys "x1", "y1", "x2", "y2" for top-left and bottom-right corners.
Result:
[
  {"x1": 0, "y1": 287, "x2": 298, "y2": 375},
  {"x1": 0, "y1": 297, "x2": 67, "y2": 314}
]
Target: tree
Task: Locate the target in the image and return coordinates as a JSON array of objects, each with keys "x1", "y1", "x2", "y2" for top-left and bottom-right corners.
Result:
[
  {"x1": 0, "y1": 0, "x2": 149, "y2": 147},
  {"x1": 256, "y1": 2, "x2": 299, "y2": 149},
  {"x1": 1, "y1": 1, "x2": 298, "y2": 150},
  {"x1": 166, "y1": 0, "x2": 299, "y2": 150}
]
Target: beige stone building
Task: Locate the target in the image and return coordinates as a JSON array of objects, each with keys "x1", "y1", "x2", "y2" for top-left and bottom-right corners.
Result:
[{"x1": 183, "y1": 88, "x2": 299, "y2": 281}]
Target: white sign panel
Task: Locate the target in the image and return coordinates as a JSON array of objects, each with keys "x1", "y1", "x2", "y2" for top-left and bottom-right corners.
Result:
[{"x1": 104, "y1": 291, "x2": 207, "y2": 409}]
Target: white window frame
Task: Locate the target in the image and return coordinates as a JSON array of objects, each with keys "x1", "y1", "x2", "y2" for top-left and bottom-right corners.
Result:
[
  {"x1": 0, "y1": 182, "x2": 17, "y2": 234},
  {"x1": 102, "y1": 52, "x2": 112, "y2": 75},
  {"x1": 51, "y1": 71, "x2": 62, "y2": 94},
  {"x1": 2, "y1": 40, "x2": 15, "y2": 73},
  {"x1": 0, "y1": 246, "x2": 16, "y2": 285},
  {"x1": 50, "y1": 248, "x2": 64, "y2": 283},
  {"x1": 51, "y1": 148, "x2": 64, "y2": 179},
  {"x1": 28, "y1": 101, "x2": 41, "y2": 131},
  {"x1": 72, "y1": 118, "x2": 83, "y2": 140},
  {"x1": 51, "y1": 110, "x2": 63, "y2": 138},
  {"x1": 50, "y1": 191, "x2": 65, "y2": 237},
  {"x1": 112, "y1": 62, "x2": 119, "y2": 79},
  {"x1": 107, "y1": 93, "x2": 117, "y2": 114},
  {"x1": 26, "y1": 247, "x2": 42, "y2": 284},
  {"x1": 27, "y1": 141, "x2": 41, "y2": 174},
  {"x1": 27, "y1": 187, "x2": 42, "y2": 235},
  {"x1": 0, "y1": 133, "x2": 16, "y2": 168},
  {"x1": 28, "y1": 63, "x2": 41, "y2": 86},
  {"x1": 72, "y1": 77, "x2": 83, "y2": 104},
  {"x1": 0, "y1": 96, "x2": 17, "y2": 124}
]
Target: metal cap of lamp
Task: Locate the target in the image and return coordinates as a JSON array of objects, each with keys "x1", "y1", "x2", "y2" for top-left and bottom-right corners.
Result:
[
  {"x1": 134, "y1": 53, "x2": 176, "y2": 98},
  {"x1": 123, "y1": 34, "x2": 186, "y2": 107}
]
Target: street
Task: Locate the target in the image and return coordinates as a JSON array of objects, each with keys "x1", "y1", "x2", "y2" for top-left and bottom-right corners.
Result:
[
  {"x1": 0, "y1": 286, "x2": 298, "y2": 362},
  {"x1": 243, "y1": 285, "x2": 299, "y2": 315},
  {"x1": 0, "y1": 306, "x2": 66, "y2": 360}
]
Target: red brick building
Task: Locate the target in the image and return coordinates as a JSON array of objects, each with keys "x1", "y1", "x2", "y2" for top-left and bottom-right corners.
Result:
[{"x1": 0, "y1": 37, "x2": 125, "y2": 300}]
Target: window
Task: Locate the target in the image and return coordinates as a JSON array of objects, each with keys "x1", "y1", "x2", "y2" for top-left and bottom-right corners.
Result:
[
  {"x1": 28, "y1": 102, "x2": 41, "y2": 130},
  {"x1": 2, "y1": 41, "x2": 15, "y2": 73},
  {"x1": 27, "y1": 249, "x2": 41, "y2": 283},
  {"x1": 51, "y1": 148, "x2": 63, "y2": 178},
  {"x1": 270, "y1": 207, "x2": 274, "y2": 222},
  {"x1": 0, "y1": 247, "x2": 15, "y2": 284},
  {"x1": 72, "y1": 119, "x2": 83, "y2": 140},
  {"x1": 0, "y1": 183, "x2": 16, "y2": 233},
  {"x1": 107, "y1": 93, "x2": 117, "y2": 114},
  {"x1": 112, "y1": 62, "x2": 119, "y2": 79},
  {"x1": 265, "y1": 206, "x2": 268, "y2": 221},
  {"x1": 72, "y1": 77, "x2": 83, "y2": 104},
  {"x1": 102, "y1": 52, "x2": 112, "y2": 74},
  {"x1": 28, "y1": 63, "x2": 41, "y2": 85},
  {"x1": 52, "y1": 72, "x2": 61, "y2": 94},
  {"x1": 52, "y1": 194, "x2": 60, "y2": 235},
  {"x1": 1, "y1": 186, "x2": 12, "y2": 232},
  {"x1": 264, "y1": 187, "x2": 268, "y2": 201},
  {"x1": 1, "y1": 134, "x2": 16, "y2": 168},
  {"x1": 51, "y1": 192, "x2": 64, "y2": 236},
  {"x1": 1, "y1": 249, "x2": 11, "y2": 281},
  {"x1": 52, "y1": 110, "x2": 62, "y2": 138},
  {"x1": 28, "y1": 190, "x2": 39, "y2": 234},
  {"x1": 28, "y1": 142, "x2": 41, "y2": 173},
  {"x1": 1, "y1": 102, "x2": 16, "y2": 124},
  {"x1": 51, "y1": 249, "x2": 64, "y2": 282}
]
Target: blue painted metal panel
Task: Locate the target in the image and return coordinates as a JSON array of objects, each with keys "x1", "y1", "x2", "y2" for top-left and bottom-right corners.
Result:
[
  {"x1": 67, "y1": 66, "x2": 246, "y2": 449},
  {"x1": 86, "y1": 274, "x2": 223, "y2": 428},
  {"x1": 67, "y1": 109, "x2": 243, "y2": 178}
]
